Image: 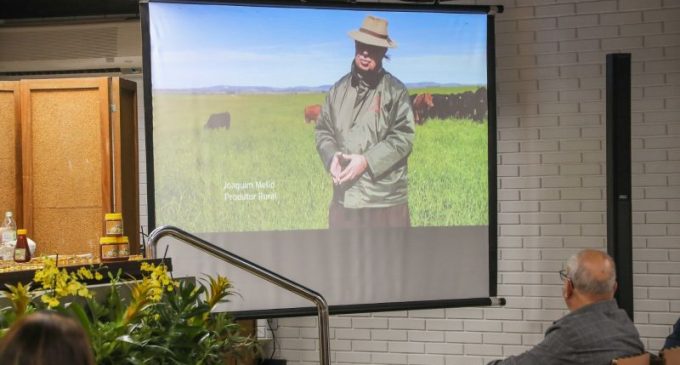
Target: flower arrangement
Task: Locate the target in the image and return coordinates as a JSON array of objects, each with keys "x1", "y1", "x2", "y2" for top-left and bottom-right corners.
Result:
[{"x1": 0, "y1": 260, "x2": 258, "y2": 364}]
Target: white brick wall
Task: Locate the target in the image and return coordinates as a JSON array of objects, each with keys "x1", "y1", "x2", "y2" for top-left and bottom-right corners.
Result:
[{"x1": 267, "y1": 0, "x2": 680, "y2": 364}]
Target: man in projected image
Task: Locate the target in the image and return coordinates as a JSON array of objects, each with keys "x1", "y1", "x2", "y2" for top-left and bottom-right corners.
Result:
[
  {"x1": 487, "y1": 249, "x2": 644, "y2": 365},
  {"x1": 315, "y1": 15, "x2": 415, "y2": 229}
]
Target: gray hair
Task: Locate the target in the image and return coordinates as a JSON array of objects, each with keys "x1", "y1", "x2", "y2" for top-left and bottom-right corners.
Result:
[{"x1": 565, "y1": 250, "x2": 616, "y2": 296}]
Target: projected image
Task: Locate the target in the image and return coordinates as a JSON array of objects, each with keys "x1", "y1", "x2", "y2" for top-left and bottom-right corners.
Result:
[{"x1": 150, "y1": 3, "x2": 488, "y2": 233}]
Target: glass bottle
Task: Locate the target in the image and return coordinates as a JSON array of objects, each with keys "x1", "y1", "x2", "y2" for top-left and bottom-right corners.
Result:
[
  {"x1": 1, "y1": 211, "x2": 17, "y2": 243},
  {"x1": 14, "y1": 229, "x2": 30, "y2": 263}
]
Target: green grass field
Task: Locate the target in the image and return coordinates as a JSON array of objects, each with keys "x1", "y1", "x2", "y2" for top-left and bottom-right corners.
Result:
[
  {"x1": 152, "y1": 90, "x2": 488, "y2": 232},
  {"x1": 410, "y1": 86, "x2": 482, "y2": 94}
]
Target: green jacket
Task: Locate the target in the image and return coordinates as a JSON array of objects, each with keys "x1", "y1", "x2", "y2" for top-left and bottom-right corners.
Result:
[{"x1": 315, "y1": 64, "x2": 415, "y2": 208}]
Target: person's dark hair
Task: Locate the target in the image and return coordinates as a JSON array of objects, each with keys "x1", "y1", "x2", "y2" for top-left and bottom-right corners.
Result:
[{"x1": 0, "y1": 311, "x2": 95, "y2": 365}]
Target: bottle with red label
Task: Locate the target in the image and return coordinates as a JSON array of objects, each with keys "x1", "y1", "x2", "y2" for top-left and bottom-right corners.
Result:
[{"x1": 14, "y1": 229, "x2": 30, "y2": 263}]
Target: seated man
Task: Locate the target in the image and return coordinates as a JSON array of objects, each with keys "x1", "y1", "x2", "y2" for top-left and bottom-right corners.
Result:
[
  {"x1": 488, "y1": 249, "x2": 644, "y2": 365},
  {"x1": 663, "y1": 317, "x2": 680, "y2": 349}
]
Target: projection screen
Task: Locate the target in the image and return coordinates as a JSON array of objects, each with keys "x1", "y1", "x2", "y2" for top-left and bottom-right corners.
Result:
[{"x1": 142, "y1": 0, "x2": 498, "y2": 317}]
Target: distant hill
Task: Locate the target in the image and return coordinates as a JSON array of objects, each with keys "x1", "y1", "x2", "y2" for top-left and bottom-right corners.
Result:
[
  {"x1": 405, "y1": 82, "x2": 465, "y2": 89},
  {"x1": 155, "y1": 82, "x2": 473, "y2": 94},
  {"x1": 156, "y1": 84, "x2": 332, "y2": 94}
]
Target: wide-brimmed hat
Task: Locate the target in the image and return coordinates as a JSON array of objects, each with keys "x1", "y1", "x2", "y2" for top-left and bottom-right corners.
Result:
[{"x1": 348, "y1": 15, "x2": 397, "y2": 49}]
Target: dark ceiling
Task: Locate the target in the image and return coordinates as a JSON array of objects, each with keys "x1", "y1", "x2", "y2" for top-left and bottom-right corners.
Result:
[
  {"x1": 0, "y1": 0, "x2": 449, "y2": 21},
  {"x1": 0, "y1": 0, "x2": 139, "y2": 21}
]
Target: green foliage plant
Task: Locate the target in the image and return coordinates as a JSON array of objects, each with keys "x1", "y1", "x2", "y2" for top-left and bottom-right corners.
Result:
[{"x1": 0, "y1": 259, "x2": 258, "y2": 364}]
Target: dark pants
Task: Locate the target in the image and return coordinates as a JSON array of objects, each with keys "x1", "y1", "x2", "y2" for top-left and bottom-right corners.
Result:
[{"x1": 329, "y1": 201, "x2": 411, "y2": 229}]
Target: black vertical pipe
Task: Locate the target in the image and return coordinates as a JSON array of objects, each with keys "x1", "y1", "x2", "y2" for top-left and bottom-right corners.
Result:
[
  {"x1": 606, "y1": 53, "x2": 633, "y2": 321},
  {"x1": 487, "y1": 12, "x2": 498, "y2": 298},
  {"x1": 140, "y1": 1, "x2": 156, "y2": 231}
]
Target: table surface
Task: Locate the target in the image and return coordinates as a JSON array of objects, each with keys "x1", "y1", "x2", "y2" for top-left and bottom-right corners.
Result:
[{"x1": 0, "y1": 256, "x2": 173, "y2": 288}]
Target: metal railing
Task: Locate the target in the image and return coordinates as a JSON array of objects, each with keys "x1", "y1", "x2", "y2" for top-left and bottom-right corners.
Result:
[{"x1": 148, "y1": 225, "x2": 330, "y2": 365}]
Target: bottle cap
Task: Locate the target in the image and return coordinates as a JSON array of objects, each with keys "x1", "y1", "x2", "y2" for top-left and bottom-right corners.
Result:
[
  {"x1": 5, "y1": 211, "x2": 12, "y2": 218},
  {"x1": 105, "y1": 213, "x2": 123, "y2": 220},
  {"x1": 17, "y1": 229, "x2": 27, "y2": 235}
]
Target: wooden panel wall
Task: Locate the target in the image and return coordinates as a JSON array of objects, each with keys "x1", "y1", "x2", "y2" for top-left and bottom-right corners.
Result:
[
  {"x1": 115, "y1": 78, "x2": 140, "y2": 253},
  {"x1": 21, "y1": 78, "x2": 111, "y2": 255},
  {"x1": 0, "y1": 82, "x2": 21, "y2": 225}
]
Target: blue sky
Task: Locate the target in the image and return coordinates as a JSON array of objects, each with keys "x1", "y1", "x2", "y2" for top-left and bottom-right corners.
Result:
[{"x1": 149, "y1": 2, "x2": 488, "y2": 89}]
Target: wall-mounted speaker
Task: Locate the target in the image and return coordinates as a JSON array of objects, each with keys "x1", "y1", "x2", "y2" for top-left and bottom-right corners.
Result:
[{"x1": 606, "y1": 53, "x2": 633, "y2": 320}]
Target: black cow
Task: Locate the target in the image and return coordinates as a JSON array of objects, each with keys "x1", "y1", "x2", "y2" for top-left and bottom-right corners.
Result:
[
  {"x1": 472, "y1": 87, "x2": 488, "y2": 122},
  {"x1": 429, "y1": 94, "x2": 452, "y2": 120},
  {"x1": 204, "y1": 112, "x2": 231, "y2": 129},
  {"x1": 428, "y1": 88, "x2": 488, "y2": 122}
]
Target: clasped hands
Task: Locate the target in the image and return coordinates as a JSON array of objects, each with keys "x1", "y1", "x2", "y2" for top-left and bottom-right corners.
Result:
[{"x1": 330, "y1": 152, "x2": 368, "y2": 185}]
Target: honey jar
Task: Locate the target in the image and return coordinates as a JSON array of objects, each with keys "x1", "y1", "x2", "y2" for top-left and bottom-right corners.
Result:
[
  {"x1": 117, "y1": 236, "x2": 130, "y2": 261},
  {"x1": 104, "y1": 213, "x2": 124, "y2": 236},
  {"x1": 100, "y1": 236, "x2": 119, "y2": 261}
]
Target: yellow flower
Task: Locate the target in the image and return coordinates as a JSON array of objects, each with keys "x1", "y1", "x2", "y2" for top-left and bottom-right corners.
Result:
[
  {"x1": 33, "y1": 259, "x2": 60, "y2": 290},
  {"x1": 77, "y1": 267, "x2": 94, "y2": 280},
  {"x1": 66, "y1": 280, "x2": 80, "y2": 295},
  {"x1": 77, "y1": 286, "x2": 91, "y2": 298},
  {"x1": 206, "y1": 275, "x2": 232, "y2": 309},
  {"x1": 138, "y1": 263, "x2": 178, "y2": 303},
  {"x1": 41, "y1": 294, "x2": 60, "y2": 309},
  {"x1": 2, "y1": 283, "x2": 33, "y2": 317},
  {"x1": 140, "y1": 262, "x2": 153, "y2": 272},
  {"x1": 124, "y1": 280, "x2": 154, "y2": 323},
  {"x1": 33, "y1": 258, "x2": 97, "y2": 305}
]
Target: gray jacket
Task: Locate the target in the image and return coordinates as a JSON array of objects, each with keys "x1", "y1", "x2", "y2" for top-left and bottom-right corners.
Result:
[
  {"x1": 315, "y1": 64, "x2": 415, "y2": 209},
  {"x1": 487, "y1": 300, "x2": 644, "y2": 365}
]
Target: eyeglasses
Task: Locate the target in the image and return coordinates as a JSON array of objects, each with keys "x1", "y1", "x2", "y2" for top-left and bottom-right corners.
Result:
[
  {"x1": 355, "y1": 42, "x2": 387, "y2": 57},
  {"x1": 559, "y1": 269, "x2": 570, "y2": 282}
]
